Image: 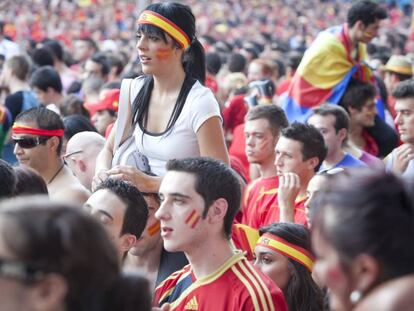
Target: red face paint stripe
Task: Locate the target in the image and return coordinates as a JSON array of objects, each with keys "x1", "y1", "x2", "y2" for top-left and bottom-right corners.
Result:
[
  {"x1": 185, "y1": 209, "x2": 196, "y2": 224},
  {"x1": 148, "y1": 221, "x2": 161, "y2": 236},
  {"x1": 190, "y1": 215, "x2": 200, "y2": 229}
]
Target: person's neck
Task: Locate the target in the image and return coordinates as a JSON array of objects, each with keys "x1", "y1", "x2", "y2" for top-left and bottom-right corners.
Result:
[
  {"x1": 49, "y1": 93, "x2": 63, "y2": 107},
  {"x1": 39, "y1": 157, "x2": 64, "y2": 184},
  {"x1": 299, "y1": 173, "x2": 314, "y2": 197},
  {"x1": 258, "y1": 157, "x2": 277, "y2": 178},
  {"x1": 127, "y1": 239, "x2": 163, "y2": 273},
  {"x1": 153, "y1": 67, "x2": 186, "y2": 96},
  {"x1": 349, "y1": 122, "x2": 365, "y2": 147},
  {"x1": 347, "y1": 24, "x2": 359, "y2": 51},
  {"x1": 324, "y1": 148, "x2": 346, "y2": 168},
  {"x1": 9, "y1": 79, "x2": 30, "y2": 94},
  {"x1": 186, "y1": 237, "x2": 234, "y2": 279}
]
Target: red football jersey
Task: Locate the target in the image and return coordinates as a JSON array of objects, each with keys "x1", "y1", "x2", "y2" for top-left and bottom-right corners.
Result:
[
  {"x1": 241, "y1": 176, "x2": 308, "y2": 228},
  {"x1": 154, "y1": 253, "x2": 288, "y2": 311}
]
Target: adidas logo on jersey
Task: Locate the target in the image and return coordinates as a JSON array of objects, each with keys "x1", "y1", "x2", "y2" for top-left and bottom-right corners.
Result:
[{"x1": 184, "y1": 296, "x2": 198, "y2": 310}]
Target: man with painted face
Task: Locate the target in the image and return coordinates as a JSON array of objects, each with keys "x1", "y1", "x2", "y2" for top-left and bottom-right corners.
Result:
[
  {"x1": 154, "y1": 157, "x2": 287, "y2": 311},
  {"x1": 123, "y1": 189, "x2": 188, "y2": 289},
  {"x1": 84, "y1": 178, "x2": 148, "y2": 262}
]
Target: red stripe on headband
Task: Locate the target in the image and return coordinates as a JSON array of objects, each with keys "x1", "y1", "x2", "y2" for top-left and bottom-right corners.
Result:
[
  {"x1": 262, "y1": 233, "x2": 315, "y2": 261},
  {"x1": 12, "y1": 125, "x2": 64, "y2": 137}
]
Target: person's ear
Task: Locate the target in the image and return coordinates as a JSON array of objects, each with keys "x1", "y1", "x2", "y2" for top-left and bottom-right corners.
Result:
[
  {"x1": 77, "y1": 159, "x2": 87, "y2": 172},
  {"x1": 47, "y1": 137, "x2": 60, "y2": 154},
  {"x1": 120, "y1": 234, "x2": 137, "y2": 253},
  {"x1": 207, "y1": 198, "x2": 228, "y2": 225},
  {"x1": 306, "y1": 156, "x2": 319, "y2": 172},
  {"x1": 351, "y1": 254, "x2": 379, "y2": 295},
  {"x1": 338, "y1": 128, "x2": 348, "y2": 142},
  {"x1": 30, "y1": 274, "x2": 68, "y2": 311}
]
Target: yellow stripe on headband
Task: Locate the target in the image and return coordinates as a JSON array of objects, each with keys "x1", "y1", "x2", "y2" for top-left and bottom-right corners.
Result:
[
  {"x1": 138, "y1": 10, "x2": 190, "y2": 49},
  {"x1": 257, "y1": 233, "x2": 314, "y2": 272}
]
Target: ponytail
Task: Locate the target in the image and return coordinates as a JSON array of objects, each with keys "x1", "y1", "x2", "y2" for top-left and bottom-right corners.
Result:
[
  {"x1": 104, "y1": 272, "x2": 152, "y2": 311},
  {"x1": 183, "y1": 38, "x2": 206, "y2": 85}
]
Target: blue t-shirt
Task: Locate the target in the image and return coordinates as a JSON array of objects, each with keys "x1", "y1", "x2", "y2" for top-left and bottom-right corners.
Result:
[{"x1": 320, "y1": 153, "x2": 366, "y2": 171}]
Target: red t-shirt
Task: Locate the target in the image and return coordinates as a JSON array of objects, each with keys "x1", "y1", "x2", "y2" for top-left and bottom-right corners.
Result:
[
  {"x1": 154, "y1": 253, "x2": 288, "y2": 311},
  {"x1": 241, "y1": 176, "x2": 308, "y2": 229},
  {"x1": 229, "y1": 124, "x2": 250, "y2": 179},
  {"x1": 222, "y1": 94, "x2": 248, "y2": 134}
]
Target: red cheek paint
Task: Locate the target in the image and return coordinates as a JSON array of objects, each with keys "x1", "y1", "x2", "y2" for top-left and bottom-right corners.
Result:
[
  {"x1": 156, "y1": 48, "x2": 172, "y2": 60},
  {"x1": 327, "y1": 267, "x2": 344, "y2": 283},
  {"x1": 185, "y1": 209, "x2": 201, "y2": 229},
  {"x1": 147, "y1": 221, "x2": 161, "y2": 236}
]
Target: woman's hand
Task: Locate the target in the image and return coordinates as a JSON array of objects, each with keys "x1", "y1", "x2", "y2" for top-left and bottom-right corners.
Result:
[{"x1": 106, "y1": 165, "x2": 161, "y2": 193}]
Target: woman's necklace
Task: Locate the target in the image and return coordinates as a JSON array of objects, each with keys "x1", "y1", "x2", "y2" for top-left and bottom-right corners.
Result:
[{"x1": 48, "y1": 163, "x2": 65, "y2": 185}]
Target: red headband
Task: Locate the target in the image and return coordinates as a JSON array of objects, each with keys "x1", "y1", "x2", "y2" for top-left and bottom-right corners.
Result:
[{"x1": 12, "y1": 124, "x2": 64, "y2": 137}]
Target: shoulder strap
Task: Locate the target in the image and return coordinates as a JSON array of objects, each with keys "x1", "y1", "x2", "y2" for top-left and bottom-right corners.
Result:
[{"x1": 114, "y1": 78, "x2": 133, "y2": 150}]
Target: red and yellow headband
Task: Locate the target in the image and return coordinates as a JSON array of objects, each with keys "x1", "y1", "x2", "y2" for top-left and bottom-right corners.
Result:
[
  {"x1": 12, "y1": 124, "x2": 64, "y2": 137},
  {"x1": 137, "y1": 10, "x2": 190, "y2": 49},
  {"x1": 257, "y1": 233, "x2": 315, "y2": 272}
]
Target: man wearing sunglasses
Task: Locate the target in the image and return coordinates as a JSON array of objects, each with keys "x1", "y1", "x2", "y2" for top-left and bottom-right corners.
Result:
[{"x1": 12, "y1": 107, "x2": 90, "y2": 205}]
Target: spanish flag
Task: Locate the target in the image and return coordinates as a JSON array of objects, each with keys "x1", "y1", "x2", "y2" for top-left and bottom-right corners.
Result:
[
  {"x1": 232, "y1": 224, "x2": 260, "y2": 261},
  {"x1": 281, "y1": 24, "x2": 374, "y2": 122}
]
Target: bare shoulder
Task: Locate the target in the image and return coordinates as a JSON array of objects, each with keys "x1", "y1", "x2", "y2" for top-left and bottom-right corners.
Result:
[{"x1": 52, "y1": 184, "x2": 91, "y2": 206}]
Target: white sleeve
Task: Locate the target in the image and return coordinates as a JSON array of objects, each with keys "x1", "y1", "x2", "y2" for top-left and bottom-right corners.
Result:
[{"x1": 188, "y1": 85, "x2": 222, "y2": 133}]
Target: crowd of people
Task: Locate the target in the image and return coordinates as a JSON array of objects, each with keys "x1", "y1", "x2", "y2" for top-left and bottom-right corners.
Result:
[{"x1": 0, "y1": 0, "x2": 414, "y2": 310}]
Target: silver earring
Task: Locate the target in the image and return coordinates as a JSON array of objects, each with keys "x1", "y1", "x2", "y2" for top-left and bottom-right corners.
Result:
[{"x1": 350, "y1": 290, "x2": 362, "y2": 304}]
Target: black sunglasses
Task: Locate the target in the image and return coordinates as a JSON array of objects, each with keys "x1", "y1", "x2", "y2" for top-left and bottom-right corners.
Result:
[
  {"x1": 0, "y1": 258, "x2": 47, "y2": 282},
  {"x1": 12, "y1": 137, "x2": 50, "y2": 149}
]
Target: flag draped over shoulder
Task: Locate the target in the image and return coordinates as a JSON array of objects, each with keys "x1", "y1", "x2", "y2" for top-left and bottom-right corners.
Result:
[{"x1": 282, "y1": 24, "x2": 373, "y2": 122}]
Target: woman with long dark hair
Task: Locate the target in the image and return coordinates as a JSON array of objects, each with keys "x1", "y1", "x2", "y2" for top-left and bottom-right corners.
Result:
[
  {"x1": 254, "y1": 222, "x2": 324, "y2": 311},
  {"x1": 312, "y1": 170, "x2": 414, "y2": 311},
  {"x1": 0, "y1": 197, "x2": 151, "y2": 311},
  {"x1": 94, "y1": 2, "x2": 228, "y2": 192}
]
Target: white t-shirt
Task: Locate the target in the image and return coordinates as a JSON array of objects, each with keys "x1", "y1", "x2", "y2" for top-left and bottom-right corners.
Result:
[
  {"x1": 385, "y1": 148, "x2": 414, "y2": 179},
  {"x1": 132, "y1": 78, "x2": 221, "y2": 176}
]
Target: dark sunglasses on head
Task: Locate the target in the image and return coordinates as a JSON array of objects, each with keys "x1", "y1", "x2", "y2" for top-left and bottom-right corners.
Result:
[
  {"x1": 0, "y1": 258, "x2": 47, "y2": 282},
  {"x1": 12, "y1": 137, "x2": 50, "y2": 149}
]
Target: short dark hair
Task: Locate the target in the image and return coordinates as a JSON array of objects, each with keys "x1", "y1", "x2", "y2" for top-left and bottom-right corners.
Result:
[
  {"x1": 32, "y1": 47, "x2": 55, "y2": 67},
  {"x1": 206, "y1": 52, "x2": 222, "y2": 75},
  {"x1": 90, "y1": 53, "x2": 110, "y2": 77},
  {"x1": 15, "y1": 107, "x2": 64, "y2": 156},
  {"x1": 245, "y1": 104, "x2": 289, "y2": 136},
  {"x1": 63, "y1": 115, "x2": 97, "y2": 141},
  {"x1": 166, "y1": 157, "x2": 241, "y2": 238},
  {"x1": 42, "y1": 39, "x2": 64, "y2": 62},
  {"x1": 310, "y1": 104, "x2": 350, "y2": 132},
  {"x1": 106, "y1": 54, "x2": 125, "y2": 76},
  {"x1": 96, "y1": 178, "x2": 148, "y2": 239},
  {"x1": 30, "y1": 66, "x2": 63, "y2": 93},
  {"x1": 228, "y1": 53, "x2": 246, "y2": 73},
  {"x1": 60, "y1": 95, "x2": 90, "y2": 119},
  {"x1": 259, "y1": 223, "x2": 324, "y2": 311},
  {"x1": 281, "y1": 122, "x2": 327, "y2": 172},
  {"x1": 6, "y1": 55, "x2": 30, "y2": 81},
  {"x1": 339, "y1": 79, "x2": 376, "y2": 112},
  {"x1": 314, "y1": 170, "x2": 414, "y2": 281},
  {"x1": 0, "y1": 159, "x2": 16, "y2": 198},
  {"x1": 392, "y1": 80, "x2": 414, "y2": 100},
  {"x1": 14, "y1": 166, "x2": 48, "y2": 196},
  {"x1": 347, "y1": 0, "x2": 387, "y2": 27}
]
